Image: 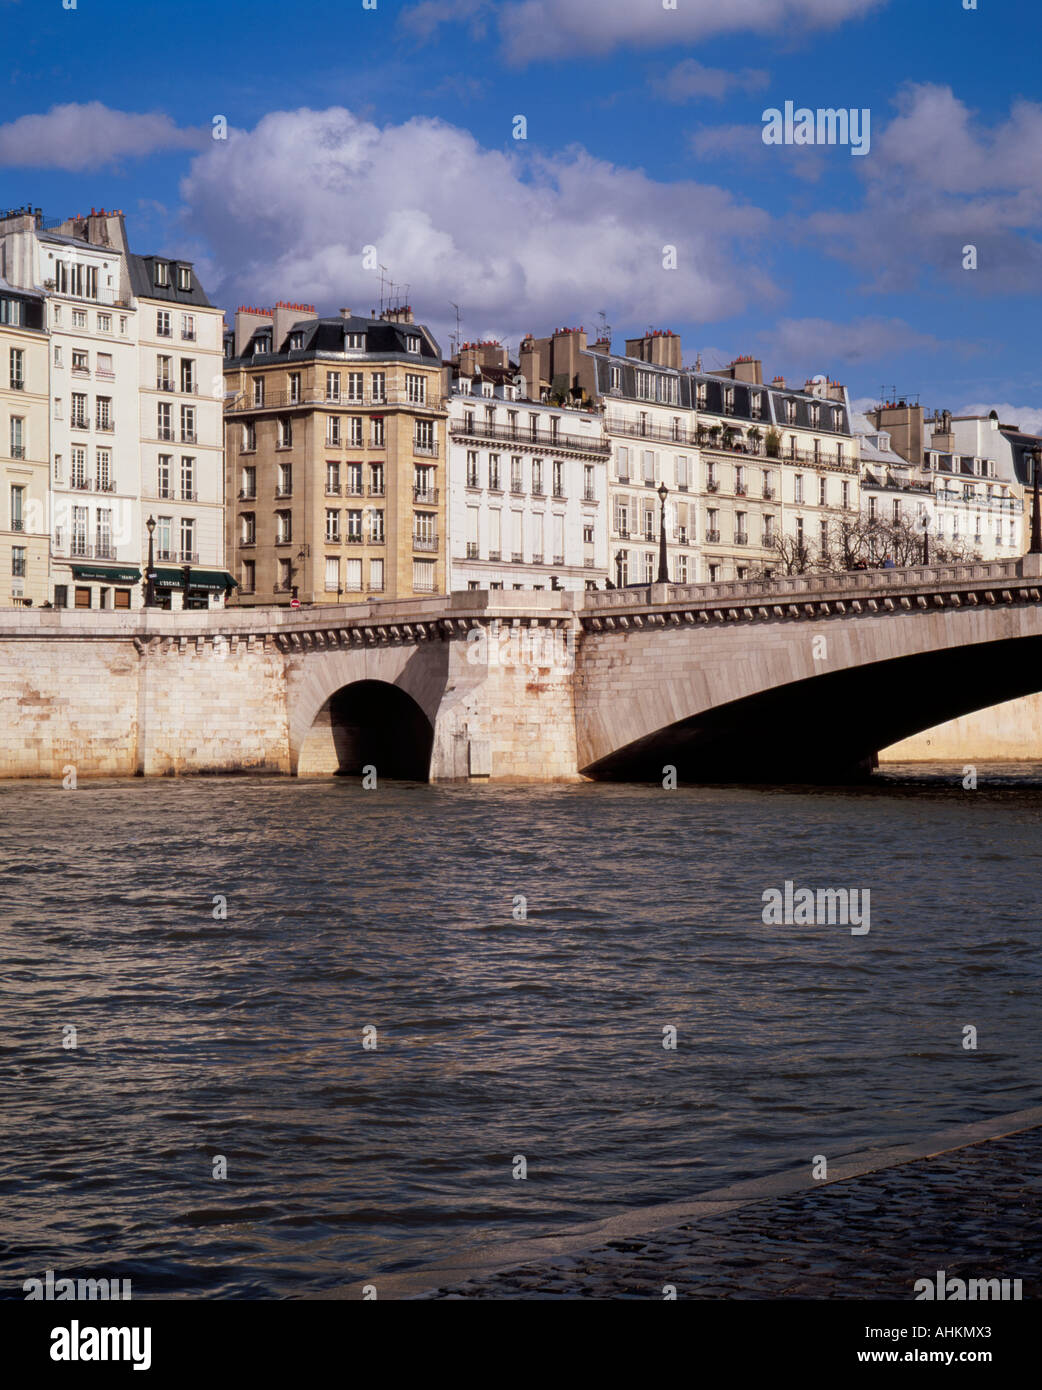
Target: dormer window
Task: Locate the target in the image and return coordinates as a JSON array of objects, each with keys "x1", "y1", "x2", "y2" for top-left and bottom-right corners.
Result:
[
  {"x1": 177, "y1": 266, "x2": 191, "y2": 292},
  {"x1": 482, "y1": 383, "x2": 494, "y2": 397},
  {"x1": 785, "y1": 399, "x2": 797, "y2": 424},
  {"x1": 345, "y1": 332, "x2": 365, "y2": 349},
  {"x1": 406, "y1": 334, "x2": 421, "y2": 353},
  {"x1": 458, "y1": 379, "x2": 471, "y2": 395},
  {"x1": 724, "y1": 387, "x2": 735, "y2": 415},
  {"x1": 288, "y1": 333, "x2": 304, "y2": 351},
  {"x1": 153, "y1": 262, "x2": 169, "y2": 288},
  {"x1": 810, "y1": 403, "x2": 820, "y2": 427}
]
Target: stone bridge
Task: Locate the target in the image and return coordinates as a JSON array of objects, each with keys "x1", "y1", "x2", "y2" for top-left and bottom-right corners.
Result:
[{"x1": 2, "y1": 555, "x2": 1040, "y2": 783}]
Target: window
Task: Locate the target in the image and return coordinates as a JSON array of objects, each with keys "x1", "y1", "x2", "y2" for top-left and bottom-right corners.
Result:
[
  {"x1": 467, "y1": 452, "x2": 479, "y2": 488},
  {"x1": 488, "y1": 455, "x2": 501, "y2": 490},
  {"x1": 240, "y1": 465, "x2": 256, "y2": 499},
  {"x1": 71, "y1": 393, "x2": 89, "y2": 429},
  {"x1": 818, "y1": 476, "x2": 827, "y2": 506},
  {"x1": 841, "y1": 481, "x2": 850, "y2": 509},
  {"x1": 157, "y1": 311, "x2": 171, "y2": 338},
  {"x1": 414, "y1": 466, "x2": 435, "y2": 501},
  {"x1": 9, "y1": 543, "x2": 25, "y2": 579},
  {"x1": 414, "y1": 510, "x2": 437, "y2": 549},
  {"x1": 10, "y1": 485, "x2": 25, "y2": 531},
  {"x1": 70, "y1": 447, "x2": 87, "y2": 487},
  {"x1": 751, "y1": 392, "x2": 763, "y2": 421},
  {"x1": 344, "y1": 558, "x2": 363, "y2": 590},
  {"x1": 288, "y1": 372, "x2": 301, "y2": 404},
  {"x1": 326, "y1": 461, "x2": 341, "y2": 494},
  {"x1": 242, "y1": 421, "x2": 256, "y2": 451},
  {"x1": 325, "y1": 509, "x2": 340, "y2": 542},
  {"x1": 251, "y1": 376, "x2": 265, "y2": 407},
  {"x1": 371, "y1": 417, "x2": 385, "y2": 447},
  {"x1": 793, "y1": 474, "x2": 803, "y2": 505},
  {"x1": 74, "y1": 586, "x2": 92, "y2": 609},
  {"x1": 532, "y1": 459, "x2": 543, "y2": 495},
  {"x1": 610, "y1": 365, "x2": 621, "y2": 392},
  {"x1": 95, "y1": 449, "x2": 112, "y2": 492},
  {"x1": 181, "y1": 457, "x2": 196, "y2": 500},
  {"x1": 177, "y1": 265, "x2": 192, "y2": 292},
  {"x1": 53, "y1": 452, "x2": 63, "y2": 482},
  {"x1": 241, "y1": 559, "x2": 255, "y2": 593},
  {"x1": 616, "y1": 550, "x2": 629, "y2": 586},
  {"x1": 616, "y1": 445, "x2": 630, "y2": 482},
  {"x1": 676, "y1": 455, "x2": 689, "y2": 490},
  {"x1": 326, "y1": 371, "x2": 341, "y2": 402},
  {"x1": 644, "y1": 552, "x2": 656, "y2": 584},
  {"x1": 346, "y1": 372, "x2": 363, "y2": 403},
  {"x1": 72, "y1": 349, "x2": 89, "y2": 376},
  {"x1": 413, "y1": 559, "x2": 436, "y2": 592},
  {"x1": 584, "y1": 464, "x2": 595, "y2": 501},
  {"x1": 0, "y1": 296, "x2": 24, "y2": 326},
  {"x1": 9, "y1": 348, "x2": 24, "y2": 390},
  {"x1": 406, "y1": 335, "x2": 421, "y2": 354},
  {"x1": 278, "y1": 558, "x2": 292, "y2": 591},
  {"x1": 642, "y1": 450, "x2": 655, "y2": 483},
  {"x1": 345, "y1": 332, "x2": 365, "y2": 350},
  {"x1": 511, "y1": 456, "x2": 524, "y2": 493},
  {"x1": 553, "y1": 460, "x2": 565, "y2": 498},
  {"x1": 369, "y1": 509, "x2": 385, "y2": 543},
  {"x1": 405, "y1": 373, "x2": 426, "y2": 404},
  {"x1": 325, "y1": 556, "x2": 340, "y2": 591},
  {"x1": 180, "y1": 404, "x2": 196, "y2": 443},
  {"x1": 9, "y1": 417, "x2": 25, "y2": 459},
  {"x1": 326, "y1": 417, "x2": 341, "y2": 446},
  {"x1": 96, "y1": 397, "x2": 112, "y2": 431},
  {"x1": 53, "y1": 344, "x2": 63, "y2": 369},
  {"x1": 371, "y1": 372, "x2": 386, "y2": 404},
  {"x1": 277, "y1": 462, "x2": 292, "y2": 497},
  {"x1": 415, "y1": 419, "x2": 435, "y2": 453},
  {"x1": 156, "y1": 516, "x2": 172, "y2": 559},
  {"x1": 696, "y1": 382, "x2": 707, "y2": 410},
  {"x1": 179, "y1": 518, "x2": 196, "y2": 562},
  {"x1": 369, "y1": 558, "x2": 384, "y2": 592},
  {"x1": 275, "y1": 511, "x2": 292, "y2": 544},
  {"x1": 96, "y1": 508, "x2": 113, "y2": 557},
  {"x1": 820, "y1": 519, "x2": 829, "y2": 554},
  {"x1": 724, "y1": 387, "x2": 735, "y2": 415},
  {"x1": 276, "y1": 416, "x2": 292, "y2": 448},
  {"x1": 583, "y1": 523, "x2": 595, "y2": 545},
  {"x1": 240, "y1": 513, "x2": 256, "y2": 545},
  {"x1": 181, "y1": 314, "x2": 196, "y2": 341},
  {"x1": 154, "y1": 261, "x2": 170, "y2": 287},
  {"x1": 369, "y1": 464, "x2": 384, "y2": 496},
  {"x1": 348, "y1": 417, "x2": 363, "y2": 447}
]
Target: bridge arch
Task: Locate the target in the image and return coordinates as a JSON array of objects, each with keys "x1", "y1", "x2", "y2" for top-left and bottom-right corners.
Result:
[
  {"x1": 577, "y1": 596, "x2": 1042, "y2": 783},
  {"x1": 298, "y1": 679, "x2": 435, "y2": 779}
]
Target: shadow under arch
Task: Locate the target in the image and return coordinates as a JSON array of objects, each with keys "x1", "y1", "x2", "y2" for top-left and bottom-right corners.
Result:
[
  {"x1": 582, "y1": 633, "x2": 1042, "y2": 784},
  {"x1": 298, "y1": 680, "x2": 435, "y2": 780}
]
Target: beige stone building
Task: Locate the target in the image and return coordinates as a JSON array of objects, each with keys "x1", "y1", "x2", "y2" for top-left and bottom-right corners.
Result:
[
  {"x1": 224, "y1": 304, "x2": 447, "y2": 605},
  {"x1": 0, "y1": 278, "x2": 49, "y2": 606}
]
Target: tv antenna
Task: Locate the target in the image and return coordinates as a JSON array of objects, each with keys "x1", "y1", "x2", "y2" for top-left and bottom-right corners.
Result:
[{"x1": 450, "y1": 302, "x2": 463, "y2": 359}]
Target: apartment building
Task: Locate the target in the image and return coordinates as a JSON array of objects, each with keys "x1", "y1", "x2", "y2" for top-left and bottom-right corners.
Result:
[
  {"x1": 224, "y1": 303, "x2": 446, "y2": 605},
  {"x1": 866, "y1": 402, "x2": 1023, "y2": 560},
  {"x1": 0, "y1": 277, "x2": 49, "y2": 605},
  {"x1": 0, "y1": 205, "x2": 231, "y2": 609},
  {"x1": 446, "y1": 341, "x2": 610, "y2": 592},
  {"x1": 131, "y1": 249, "x2": 228, "y2": 605},
  {"x1": 518, "y1": 328, "x2": 859, "y2": 583}
]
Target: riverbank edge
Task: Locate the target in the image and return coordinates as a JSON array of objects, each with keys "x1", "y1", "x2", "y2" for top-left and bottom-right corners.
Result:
[{"x1": 308, "y1": 1102, "x2": 1042, "y2": 1300}]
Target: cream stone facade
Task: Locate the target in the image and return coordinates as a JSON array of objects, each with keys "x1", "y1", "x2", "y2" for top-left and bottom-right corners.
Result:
[
  {"x1": 0, "y1": 279, "x2": 49, "y2": 606},
  {"x1": 224, "y1": 303, "x2": 447, "y2": 606}
]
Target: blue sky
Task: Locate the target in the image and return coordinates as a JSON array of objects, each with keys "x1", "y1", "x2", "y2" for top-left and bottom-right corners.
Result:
[{"x1": 2, "y1": 0, "x2": 1041, "y2": 426}]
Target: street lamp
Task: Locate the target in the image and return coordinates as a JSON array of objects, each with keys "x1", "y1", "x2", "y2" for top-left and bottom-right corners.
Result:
[
  {"x1": 920, "y1": 512, "x2": 931, "y2": 566},
  {"x1": 1031, "y1": 447, "x2": 1042, "y2": 555},
  {"x1": 656, "y1": 481, "x2": 669, "y2": 583},
  {"x1": 144, "y1": 515, "x2": 157, "y2": 607}
]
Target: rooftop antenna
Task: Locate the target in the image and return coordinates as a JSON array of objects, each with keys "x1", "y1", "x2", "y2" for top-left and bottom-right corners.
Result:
[
  {"x1": 450, "y1": 302, "x2": 462, "y2": 359},
  {"x1": 378, "y1": 265, "x2": 389, "y2": 315},
  {"x1": 597, "y1": 309, "x2": 611, "y2": 343}
]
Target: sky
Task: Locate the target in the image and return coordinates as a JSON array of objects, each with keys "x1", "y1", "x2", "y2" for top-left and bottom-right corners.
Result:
[{"x1": 2, "y1": 0, "x2": 1041, "y2": 429}]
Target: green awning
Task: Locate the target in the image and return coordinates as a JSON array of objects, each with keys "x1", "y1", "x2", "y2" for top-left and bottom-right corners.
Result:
[
  {"x1": 153, "y1": 568, "x2": 238, "y2": 592},
  {"x1": 71, "y1": 564, "x2": 142, "y2": 583}
]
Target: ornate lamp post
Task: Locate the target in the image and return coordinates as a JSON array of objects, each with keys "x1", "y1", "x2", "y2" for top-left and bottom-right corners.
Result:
[
  {"x1": 656, "y1": 481, "x2": 669, "y2": 583},
  {"x1": 920, "y1": 512, "x2": 931, "y2": 566},
  {"x1": 144, "y1": 515, "x2": 157, "y2": 607},
  {"x1": 1031, "y1": 447, "x2": 1042, "y2": 555}
]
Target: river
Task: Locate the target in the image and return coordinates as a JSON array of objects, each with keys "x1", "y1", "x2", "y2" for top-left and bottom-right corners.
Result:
[{"x1": 1, "y1": 766, "x2": 1040, "y2": 1297}]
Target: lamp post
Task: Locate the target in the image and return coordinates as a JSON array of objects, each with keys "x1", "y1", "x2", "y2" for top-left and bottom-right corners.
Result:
[
  {"x1": 921, "y1": 512, "x2": 931, "y2": 566},
  {"x1": 656, "y1": 481, "x2": 669, "y2": 583},
  {"x1": 1032, "y1": 447, "x2": 1042, "y2": 555},
  {"x1": 144, "y1": 515, "x2": 157, "y2": 607}
]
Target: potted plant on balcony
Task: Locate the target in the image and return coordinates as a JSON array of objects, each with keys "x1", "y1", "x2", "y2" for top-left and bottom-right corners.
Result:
[
  {"x1": 748, "y1": 427, "x2": 763, "y2": 454},
  {"x1": 706, "y1": 425, "x2": 721, "y2": 448},
  {"x1": 764, "y1": 427, "x2": 782, "y2": 459},
  {"x1": 722, "y1": 426, "x2": 738, "y2": 450}
]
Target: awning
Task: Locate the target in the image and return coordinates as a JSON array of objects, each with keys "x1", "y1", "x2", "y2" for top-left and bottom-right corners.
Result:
[
  {"x1": 71, "y1": 564, "x2": 142, "y2": 583},
  {"x1": 153, "y1": 568, "x2": 238, "y2": 592}
]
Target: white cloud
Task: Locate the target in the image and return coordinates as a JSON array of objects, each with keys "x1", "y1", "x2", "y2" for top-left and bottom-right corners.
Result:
[
  {"x1": 0, "y1": 102, "x2": 206, "y2": 170},
  {"x1": 654, "y1": 60, "x2": 768, "y2": 104},
  {"x1": 809, "y1": 84, "x2": 1042, "y2": 293},
  {"x1": 690, "y1": 122, "x2": 825, "y2": 182},
  {"x1": 958, "y1": 403, "x2": 1042, "y2": 436},
  {"x1": 400, "y1": 0, "x2": 888, "y2": 62},
  {"x1": 179, "y1": 106, "x2": 776, "y2": 345}
]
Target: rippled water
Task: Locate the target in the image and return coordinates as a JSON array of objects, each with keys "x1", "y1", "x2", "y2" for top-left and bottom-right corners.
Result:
[{"x1": 2, "y1": 766, "x2": 1041, "y2": 1298}]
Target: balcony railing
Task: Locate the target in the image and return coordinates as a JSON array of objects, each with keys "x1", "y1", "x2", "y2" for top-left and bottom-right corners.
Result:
[
  {"x1": 413, "y1": 440, "x2": 439, "y2": 458},
  {"x1": 450, "y1": 418, "x2": 610, "y2": 455},
  {"x1": 156, "y1": 427, "x2": 174, "y2": 441},
  {"x1": 367, "y1": 531, "x2": 385, "y2": 545},
  {"x1": 706, "y1": 529, "x2": 721, "y2": 543},
  {"x1": 735, "y1": 531, "x2": 749, "y2": 546},
  {"x1": 344, "y1": 484, "x2": 365, "y2": 496},
  {"x1": 345, "y1": 533, "x2": 364, "y2": 545},
  {"x1": 325, "y1": 484, "x2": 342, "y2": 496},
  {"x1": 466, "y1": 543, "x2": 478, "y2": 559},
  {"x1": 226, "y1": 386, "x2": 444, "y2": 413},
  {"x1": 553, "y1": 554, "x2": 565, "y2": 565},
  {"x1": 487, "y1": 549, "x2": 500, "y2": 561},
  {"x1": 367, "y1": 483, "x2": 385, "y2": 496},
  {"x1": 512, "y1": 552, "x2": 523, "y2": 563},
  {"x1": 413, "y1": 487, "x2": 439, "y2": 503}
]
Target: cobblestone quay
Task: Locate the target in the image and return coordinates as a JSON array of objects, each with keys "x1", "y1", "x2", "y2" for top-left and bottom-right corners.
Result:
[{"x1": 417, "y1": 1126, "x2": 1041, "y2": 1299}]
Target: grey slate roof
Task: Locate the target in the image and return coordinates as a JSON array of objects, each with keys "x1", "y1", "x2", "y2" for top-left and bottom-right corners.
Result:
[
  {"x1": 225, "y1": 314, "x2": 441, "y2": 364},
  {"x1": 128, "y1": 254, "x2": 212, "y2": 308}
]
